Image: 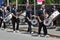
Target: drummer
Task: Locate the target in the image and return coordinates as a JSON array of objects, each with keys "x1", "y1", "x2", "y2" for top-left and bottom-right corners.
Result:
[
  {"x1": 51, "y1": 5, "x2": 57, "y2": 12},
  {"x1": 7, "y1": 2, "x2": 13, "y2": 13},
  {"x1": 11, "y1": 5, "x2": 20, "y2": 33},
  {"x1": 51, "y1": 5, "x2": 57, "y2": 26},
  {"x1": 26, "y1": 5, "x2": 34, "y2": 34},
  {"x1": 0, "y1": 6, "x2": 3, "y2": 28},
  {"x1": 0, "y1": 5, "x2": 6, "y2": 30},
  {"x1": 37, "y1": 4, "x2": 48, "y2": 37}
]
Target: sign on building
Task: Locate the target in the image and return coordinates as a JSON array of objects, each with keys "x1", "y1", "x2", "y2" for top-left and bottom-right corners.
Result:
[{"x1": 37, "y1": 0, "x2": 44, "y2": 5}]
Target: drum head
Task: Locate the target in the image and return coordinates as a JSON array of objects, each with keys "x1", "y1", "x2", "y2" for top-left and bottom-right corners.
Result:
[
  {"x1": 31, "y1": 19, "x2": 38, "y2": 26},
  {"x1": 44, "y1": 19, "x2": 51, "y2": 26}
]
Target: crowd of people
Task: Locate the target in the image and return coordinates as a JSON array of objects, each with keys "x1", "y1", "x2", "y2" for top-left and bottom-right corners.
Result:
[
  {"x1": 0, "y1": 3, "x2": 20, "y2": 33},
  {"x1": 0, "y1": 2, "x2": 57, "y2": 37}
]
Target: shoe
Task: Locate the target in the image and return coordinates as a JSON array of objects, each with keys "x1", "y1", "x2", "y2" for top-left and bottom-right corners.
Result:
[
  {"x1": 31, "y1": 32, "x2": 34, "y2": 34},
  {"x1": 13, "y1": 31, "x2": 15, "y2": 33},
  {"x1": 16, "y1": 30, "x2": 19, "y2": 33},
  {"x1": 1, "y1": 28, "x2": 5, "y2": 30},
  {"x1": 45, "y1": 35, "x2": 50, "y2": 38},
  {"x1": 27, "y1": 30, "x2": 29, "y2": 32},
  {"x1": 4, "y1": 29, "x2": 7, "y2": 31}
]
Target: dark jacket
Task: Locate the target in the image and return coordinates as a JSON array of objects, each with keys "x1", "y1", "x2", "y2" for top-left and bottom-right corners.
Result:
[
  {"x1": 25, "y1": 8, "x2": 34, "y2": 22},
  {"x1": 26, "y1": 9, "x2": 34, "y2": 19},
  {"x1": 1, "y1": 9, "x2": 6, "y2": 18},
  {"x1": 0, "y1": 10, "x2": 2, "y2": 16},
  {"x1": 12, "y1": 8, "x2": 17, "y2": 16},
  {"x1": 51, "y1": 8, "x2": 57, "y2": 13},
  {"x1": 7, "y1": 6, "x2": 13, "y2": 12},
  {"x1": 38, "y1": 9, "x2": 45, "y2": 21}
]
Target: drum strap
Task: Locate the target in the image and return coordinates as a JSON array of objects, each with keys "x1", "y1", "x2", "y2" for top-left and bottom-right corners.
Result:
[
  {"x1": 15, "y1": 9, "x2": 17, "y2": 16},
  {"x1": 30, "y1": 11, "x2": 32, "y2": 19},
  {"x1": 10, "y1": 7, "x2": 11, "y2": 12},
  {"x1": 2, "y1": 10, "x2": 6, "y2": 18}
]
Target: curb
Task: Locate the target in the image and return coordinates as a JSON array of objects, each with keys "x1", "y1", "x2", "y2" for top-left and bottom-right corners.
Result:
[{"x1": 48, "y1": 34, "x2": 60, "y2": 38}]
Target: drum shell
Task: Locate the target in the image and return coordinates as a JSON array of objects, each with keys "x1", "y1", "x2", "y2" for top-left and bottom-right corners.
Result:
[
  {"x1": 19, "y1": 15, "x2": 25, "y2": 20},
  {"x1": 3, "y1": 14, "x2": 12, "y2": 22}
]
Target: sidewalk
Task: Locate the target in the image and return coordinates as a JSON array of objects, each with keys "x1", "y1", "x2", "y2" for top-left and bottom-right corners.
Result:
[
  {"x1": 48, "y1": 27, "x2": 60, "y2": 38},
  {"x1": 7, "y1": 25, "x2": 60, "y2": 38},
  {"x1": 0, "y1": 29, "x2": 60, "y2": 40}
]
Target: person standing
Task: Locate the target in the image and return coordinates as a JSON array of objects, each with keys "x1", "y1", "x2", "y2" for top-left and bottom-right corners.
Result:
[
  {"x1": 37, "y1": 4, "x2": 48, "y2": 37},
  {"x1": 1, "y1": 5, "x2": 6, "y2": 29},
  {"x1": 51, "y1": 5, "x2": 57, "y2": 26},
  {"x1": 11, "y1": 5, "x2": 20, "y2": 33},
  {"x1": 0, "y1": 7, "x2": 3, "y2": 28},
  {"x1": 26, "y1": 5, "x2": 34, "y2": 34},
  {"x1": 7, "y1": 3, "x2": 13, "y2": 13}
]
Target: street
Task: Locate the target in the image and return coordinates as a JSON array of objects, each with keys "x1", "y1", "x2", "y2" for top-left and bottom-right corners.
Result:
[{"x1": 0, "y1": 28, "x2": 60, "y2": 40}]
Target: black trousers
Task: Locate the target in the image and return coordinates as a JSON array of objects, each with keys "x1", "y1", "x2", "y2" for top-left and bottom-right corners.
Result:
[
  {"x1": 53, "y1": 20, "x2": 56, "y2": 26},
  {"x1": 0, "y1": 18, "x2": 3, "y2": 28},
  {"x1": 27, "y1": 21, "x2": 32, "y2": 33},
  {"x1": 3, "y1": 22, "x2": 6, "y2": 29},
  {"x1": 12, "y1": 17, "x2": 19, "y2": 31},
  {"x1": 38, "y1": 22, "x2": 48, "y2": 35},
  {"x1": 0, "y1": 18, "x2": 6, "y2": 29}
]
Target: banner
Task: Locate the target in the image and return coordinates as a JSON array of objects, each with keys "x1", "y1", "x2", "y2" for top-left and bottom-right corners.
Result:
[
  {"x1": 37, "y1": 0, "x2": 44, "y2": 5},
  {"x1": 0, "y1": 0, "x2": 4, "y2": 6}
]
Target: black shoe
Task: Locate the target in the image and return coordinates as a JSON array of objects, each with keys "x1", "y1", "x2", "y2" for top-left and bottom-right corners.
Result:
[{"x1": 27, "y1": 30, "x2": 30, "y2": 32}]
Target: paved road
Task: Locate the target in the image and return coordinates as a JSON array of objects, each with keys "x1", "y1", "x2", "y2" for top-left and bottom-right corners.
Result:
[{"x1": 0, "y1": 29, "x2": 60, "y2": 40}]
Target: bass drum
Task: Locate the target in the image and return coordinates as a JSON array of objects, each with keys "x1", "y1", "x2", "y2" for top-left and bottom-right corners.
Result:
[
  {"x1": 44, "y1": 10, "x2": 60, "y2": 26},
  {"x1": 19, "y1": 11, "x2": 26, "y2": 23},
  {"x1": 19, "y1": 11, "x2": 26, "y2": 19},
  {"x1": 3, "y1": 14, "x2": 12, "y2": 22},
  {"x1": 20, "y1": 11, "x2": 26, "y2": 17},
  {"x1": 19, "y1": 15, "x2": 25, "y2": 20}
]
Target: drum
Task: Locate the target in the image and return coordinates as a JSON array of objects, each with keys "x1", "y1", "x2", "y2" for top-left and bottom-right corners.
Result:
[
  {"x1": 43, "y1": 11, "x2": 60, "y2": 26},
  {"x1": 21, "y1": 11, "x2": 26, "y2": 17},
  {"x1": 49, "y1": 11, "x2": 60, "y2": 20},
  {"x1": 19, "y1": 11, "x2": 26, "y2": 19},
  {"x1": 19, "y1": 11, "x2": 26, "y2": 23},
  {"x1": 43, "y1": 18, "x2": 52, "y2": 26},
  {"x1": 19, "y1": 15, "x2": 25, "y2": 20},
  {"x1": 31, "y1": 18, "x2": 38, "y2": 26},
  {"x1": 3, "y1": 14, "x2": 12, "y2": 22}
]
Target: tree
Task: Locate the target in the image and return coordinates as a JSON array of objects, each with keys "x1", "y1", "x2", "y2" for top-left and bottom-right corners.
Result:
[
  {"x1": 4, "y1": 0, "x2": 60, "y2": 4},
  {"x1": 46, "y1": 0, "x2": 60, "y2": 4}
]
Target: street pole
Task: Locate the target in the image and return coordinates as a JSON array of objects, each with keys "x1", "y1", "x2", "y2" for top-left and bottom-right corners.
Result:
[
  {"x1": 7, "y1": 0, "x2": 9, "y2": 6},
  {"x1": 26, "y1": 0, "x2": 29, "y2": 10},
  {"x1": 34, "y1": 0, "x2": 36, "y2": 15},
  {"x1": 27, "y1": 0, "x2": 29, "y2": 6},
  {"x1": 16, "y1": 0, "x2": 18, "y2": 9}
]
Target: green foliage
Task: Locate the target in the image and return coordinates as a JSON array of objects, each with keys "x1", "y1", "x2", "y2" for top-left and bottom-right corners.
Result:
[
  {"x1": 4, "y1": 0, "x2": 34, "y2": 4},
  {"x1": 18, "y1": 0, "x2": 23, "y2": 4},
  {"x1": 46, "y1": 0, "x2": 52, "y2": 4},
  {"x1": 46, "y1": 0, "x2": 60, "y2": 4},
  {"x1": 4, "y1": 0, "x2": 60, "y2": 4},
  {"x1": 29, "y1": 0, "x2": 34, "y2": 4}
]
